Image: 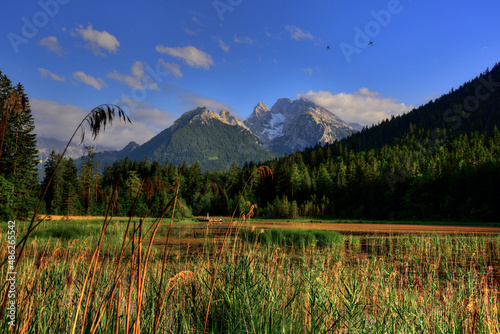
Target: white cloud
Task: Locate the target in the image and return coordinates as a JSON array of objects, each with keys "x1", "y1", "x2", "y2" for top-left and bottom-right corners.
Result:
[
  {"x1": 233, "y1": 35, "x2": 255, "y2": 44},
  {"x1": 89, "y1": 121, "x2": 155, "y2": 147},
  {"x1": 129, "y1": 107, "x2": 173, "y2": 130},
  {"x1": 97, "y1": 101, "x2": 173, "y2": 146},
  {"x1": 116, "y1": 97, "x2": 173, "y2": 129},
  {"x1": 107, "y1": 61, "x2": 159, "y2": 90},
  {"x1": 31, "y1": 99, "x2": 169, "y2": 148},
  {"x1": 158, "y1": 59, "x2": 183, "y2": 78},
  {"x1": 117, "y1": 96, "x2": 151, "y2": 109},
  {"x1": 285, "y1": 25, "x2": 314, "y2": 41},
  {"x1": 296, "y1": 89, "x2": 413, "y2": 125},
  {"x1": 39, "y1": 36, "x2": 64, "y2": 56},
  {"x1": 184, "y1": 27, "x2": 197, "y2": 36},
  {"x1": 107, "y1": 71, "x2": 142, "y2": 89},
  {"x1": 31, "y1": 99, "x2": 87, "y2": 141},
  {"x1": 74, "y1": 24, "x2": 120, "y2": 56},
  {"x1": 358, "y1": 87, "x2": 381, "y2": 98},
  {"x1": 73, "y1": 71, "x2": 107, "y2": 90},
  {"x1": 180, "y1": 94, "x2": 232, "y2": 112},
  {"x1": 38, "y1": 68, "x2": 66, "y2": 82},
  {"x1": 156, "y1": 45, "x2": 214, "y2": 70},
  {"x1": 218, "y1": 39, "x2": 230, "y2": 52}
]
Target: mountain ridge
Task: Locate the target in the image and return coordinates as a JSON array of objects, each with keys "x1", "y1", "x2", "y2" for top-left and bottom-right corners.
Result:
[
  {"x1": 42, "y1": 98, "x2": 359, "y2": 171},
  {"x1": 124, "y1": 107, "x2": 274, "y2": 171}
]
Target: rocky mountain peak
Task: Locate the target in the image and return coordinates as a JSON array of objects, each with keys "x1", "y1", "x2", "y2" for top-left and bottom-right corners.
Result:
[
  {"x1": 245, "y1": 97, "x2": 357, "y2": 154},
  {"x1": 244, "y1": 102, "x2": 280, "y2": 144},
  {"x1": 274, "y1": 98, "x2": 293, "y2": 105},
  {"x1": 173, "y1": 107, "x2": 209, "y2": 127},
  {"x1": 219, "y1": 109, "x2": 248, "y2": 129},
  {"x1": 270, "y1": 98, "x2": 294, "y2": 115},
  {"x1": 122, "y1": 141, "x2": 139, "y2": 154},
  {"x1": 249, "y1": 102, "x2": 271, "y2": 120},
  {"x1": 256, "y1": 101, "x2": 268, "y2": 109}
]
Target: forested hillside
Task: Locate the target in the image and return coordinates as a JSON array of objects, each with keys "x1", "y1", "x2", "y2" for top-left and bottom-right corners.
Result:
[
  {"x1": 87, "y1": 107, "x2": 275, "y2": 172},
  {"x1": 127, "y1": 107, "x2": 275, "y2": 172},
  {"x1": 342, "y1": 63, "x2": 500, "y2": 152}
]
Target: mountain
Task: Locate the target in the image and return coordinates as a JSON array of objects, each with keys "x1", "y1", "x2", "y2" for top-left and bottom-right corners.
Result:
[
  {"x1": 126, "y1": 107, "x2": 275, "y2": 171},
  {"x1": 36, "y1": 136, "x2": 115, "y2": 165},
  {"x1": 86, "y1": 141, "x2": 140, "y2": 169},
  {"x1": 349, "y1": 122, "x2": 365, "y2": 132},
  {"x1": 62, "y1": 99, "x2": 358, "y2": 173},
  {"x1": 244, "y1": 98, "x2": 356, "y2": 154}
]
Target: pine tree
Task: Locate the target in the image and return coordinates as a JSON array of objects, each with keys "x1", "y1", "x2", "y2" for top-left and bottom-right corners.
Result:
[
  {"x1": 289, "y1": 163, "x2": 301, "y2": 198},
  {"x1": 0, "y1": 72, "x2": 39, "y2": 219},
  {"x1": 42, "y1": 151, "x2": 64, "y2": 214},
  {"x1": 61, "y1": 158, "x2": 81, "y2": 216},
  {"x1": 80, "y1": 146, "x2": 102, "y2": 215},
  {"x1": 0, "y1": 175, "x2": 14, "y2": 218}
]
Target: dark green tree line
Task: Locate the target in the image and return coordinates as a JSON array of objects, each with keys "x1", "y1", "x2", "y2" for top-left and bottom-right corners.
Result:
[{"x1": 0, "y1": 71, "x2": 39, "y2": 219}]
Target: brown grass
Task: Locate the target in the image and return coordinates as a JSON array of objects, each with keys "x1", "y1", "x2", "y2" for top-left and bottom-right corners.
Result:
[
  {"x1": 41, "y1": 216, "x2": 500, "y2": 235},
  {"x1": 235, "y1": 221, "x2": 500, "y2": 235}
]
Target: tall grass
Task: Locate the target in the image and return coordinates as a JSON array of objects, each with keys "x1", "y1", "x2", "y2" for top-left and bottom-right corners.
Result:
[
  {"x1": 1, "y1": 224, "x2": 499, "y2": 332},
  {"x1": 240, "y1": 228, "x2": 344, "y2": 247}
]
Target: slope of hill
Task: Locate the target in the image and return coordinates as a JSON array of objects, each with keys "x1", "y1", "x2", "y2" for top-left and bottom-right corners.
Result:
[{"x1": 340, "y1": 63, "x2": 500, "y2": 153}]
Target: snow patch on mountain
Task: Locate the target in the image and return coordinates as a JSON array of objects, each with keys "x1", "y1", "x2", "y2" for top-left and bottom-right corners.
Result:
[{"x1": 262, "y1": 112, "x2": 285, "y2": 139}]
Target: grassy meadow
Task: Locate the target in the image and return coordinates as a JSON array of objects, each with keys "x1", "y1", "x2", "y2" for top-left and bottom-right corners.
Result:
[{"x1": 1, "y1": 217, "x2": 499, "y2": 333}]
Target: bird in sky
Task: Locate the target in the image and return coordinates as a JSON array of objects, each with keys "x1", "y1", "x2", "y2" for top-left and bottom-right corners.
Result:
[
  {"x1": 368, "y1": 41, "x2": 373, "y2": 46},
  {"x1": 326, "y1": 45, "x2": 330, "y2": 50}
]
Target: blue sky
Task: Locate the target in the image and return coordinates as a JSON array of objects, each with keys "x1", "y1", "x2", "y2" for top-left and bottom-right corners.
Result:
[{"x1": 1, "y1": 0, "x2": 499, "y2": 148}]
